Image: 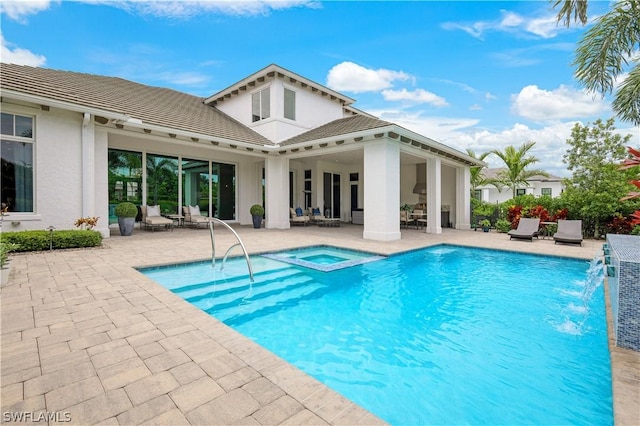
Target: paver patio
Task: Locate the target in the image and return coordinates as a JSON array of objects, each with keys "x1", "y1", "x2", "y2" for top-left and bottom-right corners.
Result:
[{"x1": 1, "y1": 225, "x2": 638, "y2": 425}]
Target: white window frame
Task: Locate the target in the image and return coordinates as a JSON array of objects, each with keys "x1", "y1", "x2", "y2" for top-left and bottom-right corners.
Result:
[
  {"x1": 1, "y1": 111, "x2": 35, "y2": 214},
  {"x1": 251, "y1": 86, "x2": 271, "y2": 122},
  {"x1": 541, "y1": 188, "x2": 552, "y2": 197},
  {"x1": 284, "y1": 87, "x2": 296, "y2": 121}
]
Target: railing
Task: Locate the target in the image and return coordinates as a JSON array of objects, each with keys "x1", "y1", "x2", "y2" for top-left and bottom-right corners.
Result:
[{"x1": 208, "y1": 218, "x2": 254, "y2": 282}]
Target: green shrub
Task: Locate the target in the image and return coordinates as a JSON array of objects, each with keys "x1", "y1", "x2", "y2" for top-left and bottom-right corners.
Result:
[
  {"x1": 250, "y1": 204, "x2": 264, "y2": 216},
  {"x1": 1, "y1": 230, "x2": 102, "y2": 252},
  {"x1": 0, "y1": 241, "x2": 20, "y2": 267},
  {"x1": 114, "y1": 202, "x2": 137, "y2": 218},
  {"x1": 495, "y1": 219, "x2": 512, "y2": 233}
]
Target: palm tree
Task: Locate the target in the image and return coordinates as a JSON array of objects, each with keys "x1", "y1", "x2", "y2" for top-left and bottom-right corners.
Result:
[
  {"x1": 466, "y1": 149, "x2": 503, "y2": 195},
  {"x1": 490, "y1": 142, "x2": 549, "y2": 197},
  {"x1": 552, "y1": 0, "x2": 640, "y2": 125}
]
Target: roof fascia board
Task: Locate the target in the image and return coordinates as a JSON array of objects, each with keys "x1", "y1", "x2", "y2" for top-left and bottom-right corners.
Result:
[
  {"x1": 3, "y1": 90, "x2": 132, "y2": 122},
  {"x1": 390, "y1": 124, "x2": 485, "y2": 167},
  {"x1": 204, "y1": 64, "x2": 355, "y2": 106}
]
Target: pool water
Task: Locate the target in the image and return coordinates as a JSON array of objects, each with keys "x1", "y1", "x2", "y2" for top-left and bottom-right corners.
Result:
[
  {"x1": 141, "y1": 245, "x2": 612, "y2": 425},
  {"x1": 261, "y1": 245, "x2": 385, "y2": 271}
]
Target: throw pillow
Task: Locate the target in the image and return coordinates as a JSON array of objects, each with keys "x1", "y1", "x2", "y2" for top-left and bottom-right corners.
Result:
[
  {"x1": 295, "y1": 207, "x2": 303, "y2": 217},
  {"x1": 147, "y1": 205, "x2": 160, "y2": 217},
  {"x1": 189, "y1": 205, "x2": 201, "y2": 216},
  {"x1": 312, "y1": 207, "x2": 321, "y2": 215}
]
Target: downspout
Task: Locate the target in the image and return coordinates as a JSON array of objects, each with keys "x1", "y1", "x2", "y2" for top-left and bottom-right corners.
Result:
[{"x1": 81, "y1": 113, "x2": 95, "y2": 219}]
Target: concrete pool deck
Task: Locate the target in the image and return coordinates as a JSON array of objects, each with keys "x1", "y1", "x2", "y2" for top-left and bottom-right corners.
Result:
[{"x1": 1, "y1": 225, "x2": 638, "y2": 425}]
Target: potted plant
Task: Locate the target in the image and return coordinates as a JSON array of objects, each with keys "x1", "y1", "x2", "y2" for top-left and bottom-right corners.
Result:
[
  {"x1": 115, "y1": 202, "x2": 137, "y2": 236},
  {"x1": 250, "y1": 204, "x2": 264, "y2": 229},
  {"x1": 479, "y1": 219, "x2": 492, "y2": 232}
]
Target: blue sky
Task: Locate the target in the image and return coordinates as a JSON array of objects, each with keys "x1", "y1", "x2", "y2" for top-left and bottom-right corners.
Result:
[{"x1": 1, "y1": 0, "x2": 638, "y2": 177}]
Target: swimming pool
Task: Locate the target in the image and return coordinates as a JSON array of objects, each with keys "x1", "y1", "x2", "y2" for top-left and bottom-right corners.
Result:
[{"x1": 141, "y1": 245, "x2": 612, "y2": 425}]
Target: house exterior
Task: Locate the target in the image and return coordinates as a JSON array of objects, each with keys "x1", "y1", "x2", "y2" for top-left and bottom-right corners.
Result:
[
  {"x1": 475, "y1": 168, "x2": 565, "y2": 204},
  {"x1": 0, "y1": 63, "x2": 484, "y2": 241}
]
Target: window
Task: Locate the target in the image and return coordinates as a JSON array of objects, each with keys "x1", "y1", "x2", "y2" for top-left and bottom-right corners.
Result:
[
  {"x1": 252, "y1": 87, "x2": 270, "y2": 122},
  {"x1": 284, "y1": 88, "x2": 295, "y2": 120},
  {"x1": 516, "y1": 189, "x2": 526, "y2": 196},
  {"x1": 541, "y1": 188, "x2": 552, "y2": 196},
  {"x1": 350, "y1": 173, "x2": 359, "y2": 182},
  {"x1": 473, "y1": 189, "x2": 482, "y2": 200},
  {"x1": 108, "y1": 149, "x2": 142, "y2": 223},
  {"x1": 1, "y1": 113, "x2": 34, "y2": 212}
]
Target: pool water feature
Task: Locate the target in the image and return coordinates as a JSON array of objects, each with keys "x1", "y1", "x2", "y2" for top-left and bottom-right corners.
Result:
[
  {"x1": 141, "y1": 245, "x2": 612, "y2": 425},
  {"x1": 261, "y1": 245, "x2": 385, "y2": 271}
]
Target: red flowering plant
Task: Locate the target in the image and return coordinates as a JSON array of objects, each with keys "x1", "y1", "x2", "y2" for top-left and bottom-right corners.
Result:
[
  {"x1": 507, "y1": 205, "x2": 523, "y2": 229},
  {"x1": 528, "y1": 205, "x2": 550, "y2": 222},
  {"x1": 551, "y1": 208, "x2": 569, "y2": 222},
  {"x1": 605, "y1": 213, "x2": 635, "y2": 234}
]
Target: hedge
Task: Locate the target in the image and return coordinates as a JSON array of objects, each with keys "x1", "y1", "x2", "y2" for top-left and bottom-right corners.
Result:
[{"x1": 0, "y1": 230, "x2": 102, "y2": 252}]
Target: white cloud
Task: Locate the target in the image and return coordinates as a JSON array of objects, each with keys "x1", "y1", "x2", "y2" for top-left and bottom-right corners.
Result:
[
  {"x1": 0, "y1": 0, "x2": 53, "y2": 22},
  {"x1": 0, "y1": 34, "x2": 46, "y2": 66},
  {"x1": 381, "y1": 88, "x2": 448, "y2": 107},
  {"x1": 511, "y1": 84, "x2": 609, "y2": 122},
  {"x1": 442, "y1": 8, "x2": 576, "y2": 40},
  {"x1": 326, "y1": 62, "x2": 412, "y2": 93},
  {"x1": 109, "y1": 0, "x2": 318, "y2": 18}
]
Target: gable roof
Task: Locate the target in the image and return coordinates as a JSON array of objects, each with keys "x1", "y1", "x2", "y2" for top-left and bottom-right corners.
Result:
[
  {"x1": 0, "y1": 63, "x2": 273, "y2": 146},
  {"x1": 205, "y1": 63, "x2": 355, "y2": 108}
]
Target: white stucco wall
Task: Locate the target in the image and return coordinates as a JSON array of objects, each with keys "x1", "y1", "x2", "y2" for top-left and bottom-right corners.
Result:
[
  {"x1": 214, "y1": 78, "x2": 345, "y2": 143},
  {"x1": 479, "y1": 180, "x2": 564, "y2": 203},
  {"x1": 2, "y1": 104, "x2": 85, "y2": 233}
]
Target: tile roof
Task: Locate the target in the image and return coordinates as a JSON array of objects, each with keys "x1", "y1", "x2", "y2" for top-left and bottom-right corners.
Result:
[
  {"x1": 0, "y1": 63, "x2": 273, "y2": 146},
  {"x1": 279, "y1": 115, "x2": 393, "y2": 146}
]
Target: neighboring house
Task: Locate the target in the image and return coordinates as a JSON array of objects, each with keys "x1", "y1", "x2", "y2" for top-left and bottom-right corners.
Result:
[
  {"x1": 475, "y1": 168, "x2": 565, "y2": 204},
  {"x1": 0, "y1": 63, "x2": 484, "y2": 241}
]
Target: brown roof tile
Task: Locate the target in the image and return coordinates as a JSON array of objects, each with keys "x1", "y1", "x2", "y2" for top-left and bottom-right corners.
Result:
[
  {"x1": 279, "y1": 115, "x2": 392, "y2": 146},
  {"x1": 0, "y1": 63, "x2": 273, "y2": 146}
]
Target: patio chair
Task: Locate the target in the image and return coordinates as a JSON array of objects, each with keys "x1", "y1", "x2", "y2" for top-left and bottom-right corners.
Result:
[
  {"x1": 183, "y1": 205, "x2": 209, "y2": 229},
  {"x1": 507, "y1": 217, "x2": 540, "y2": 241},
  {"x1": 290, "y1": 207, "x2": 310, "y2": 226},
  {"x1": 400, "y1": 210, "x2": 410, "y2": 228},
  {"x1": 308, "y1": 207, "x2": 325, "y2": 224},
  {"x1": 553, "y1": 220, "x2": 583, "y2": 246},
  {"x1": 140, "y1": 205, "x2": 173, "y2": 232}
]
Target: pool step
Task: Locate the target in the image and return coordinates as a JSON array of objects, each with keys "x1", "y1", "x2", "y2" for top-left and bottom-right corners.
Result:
[
  {"x1": 207, "y1": 278, "x2": 327, "y2": 324},
  {"x1": 172, "y1": 266, "x2": 294, "y2": 300},
  {"x1": 187, "y1": 269, "x2": 312, "y2": 307}
]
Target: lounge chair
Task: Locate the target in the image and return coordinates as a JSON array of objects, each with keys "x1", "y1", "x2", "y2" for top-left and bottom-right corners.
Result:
[
  {"x1": 183, "y1": 205, "x2": 209, "y2": 229},
  {"x1": 553, "y1": 220, "x2": 583, "y2": 246},
  {"x1": 308, "y1": 207, "x2": 325, "y2": 224},
  {"x1": 140, "y1": 205, "x2": 173, "y2": 232},
  {"x1": 290, "y1": 207, "x2": 310, "y2": 226},
  {"x1": 508, "y1": 217, "x2": 540, "y2": 241}
]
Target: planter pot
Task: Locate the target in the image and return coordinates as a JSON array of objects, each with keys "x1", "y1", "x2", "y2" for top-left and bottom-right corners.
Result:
[
  {"x1": 252, "y1": 215, "x2": 263, "y2": 229},
  {"x1": 118, "y1": 217, "x2": 135, "y2": 236},
  {"x1": 482, "y1": 227, "x2": 490, "y2": 232}
]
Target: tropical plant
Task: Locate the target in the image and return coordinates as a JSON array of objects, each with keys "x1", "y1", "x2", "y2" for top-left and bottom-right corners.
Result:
[
  {"x1": 620, "y1": 146, "x2": 640, "y2": 225},
  {"x1": 490, "y1": 142, "x2": 549, "y2": 198},
  {"x1": 495, "y1": 219, "x2": 512, "y2": 233},
  {"x1": 553, "y1": 0, "x2": 640, "y2": 126},
  {"x1": 466, "y1": 149, "x2": 498, "y2": 193},
  {"x1": 479, "y1": 219, "x2": 491, "y2": 228}
]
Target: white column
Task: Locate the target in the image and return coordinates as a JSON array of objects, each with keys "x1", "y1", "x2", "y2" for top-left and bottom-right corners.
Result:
[
  {"x1": 363, "y1": 139, "x2": 401, "y2": 241},
  {"x1": 456, "y1": 166, "x2": 471, "y2": 230},
  {"x1": 265, "y1": 156, "x2": 290, "y2": 229},
  {"x1": 81, "y1": 113, "x2": 95, "y2": 218},
  {"x1": 94, "y1": 128, "x2": 110, "y2": 238},
  {"x1": 426, "y1": 157, "x2": 442, "y2": 234}
]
